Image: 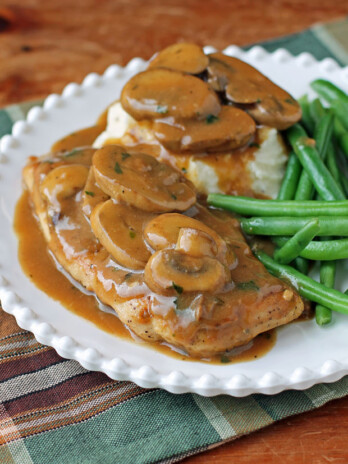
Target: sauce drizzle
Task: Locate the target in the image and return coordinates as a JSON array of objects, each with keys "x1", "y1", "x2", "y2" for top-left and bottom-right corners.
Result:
[{"x1": 15, "y1": 190, "x2": 277, "y2": 364}]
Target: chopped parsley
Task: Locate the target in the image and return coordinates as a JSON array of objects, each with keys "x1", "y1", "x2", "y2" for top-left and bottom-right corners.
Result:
[
  {"x1": 172, "y1": 282, "x2": 183, "y2": 294},
  {"x1": 85, "y1": 191, "x2": 95, "y2": 197},
  {"x1": 156, "y1": 105, "x2": 168, "y2": 114},
  {"x1": 122, "y1": 152, "x2": 131, "y2": 160},
  {"x1": 249, "y1": 142, "x2": 260, "y2": 149},
  {"x1": 114, "y1": 162, "x2": 123, "y2": 174},
  {"x1": 206, "y1": 114, "x2": 219, "y2": 124},
  {"x1": 124, "y1": 272, "x2": 133, "y2": 280},
  {"x1": 236, "y1": 280, "x2": 260, "y2": 291},
  {"x1": 181, "y1": 167, "x2": 187, "y2": 173},
  {"x1": 214, "y1": 297, "x2": 224, "y2": 306},
  {"x1": 171, "y1": 193, "x2": 177, "y2": 200},
  {"x1": 285, "y1": 97, "x2": 296, "y2": 105},
  {"x1": 220, "y1": 355, "x2": 230, "y2": 363},
  {"x1": 129, "y1": 230, "x2": 136, "y2": 239}
]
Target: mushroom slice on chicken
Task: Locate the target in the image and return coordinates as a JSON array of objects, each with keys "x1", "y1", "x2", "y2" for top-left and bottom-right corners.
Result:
[
  {"x1": 145, "y1": 249, "x2": 229, "y2": 295},
  {"x1": 144, "y1": 212, "x2": 233, "y2": 267},
  {"x1": 90, "y1": 199, "x2": 155, "y2": 270},
  {"x1": 82, "y1": 168, "x2": 110, "y2": 217},
  {"x1": 93, "y1": 145, "x2": 196, "y2": 212}
]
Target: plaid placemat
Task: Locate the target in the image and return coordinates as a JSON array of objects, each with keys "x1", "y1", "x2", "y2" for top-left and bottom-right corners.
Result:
[{"x1": 1, "y1": 18, "x2": 348, "y2": 464}]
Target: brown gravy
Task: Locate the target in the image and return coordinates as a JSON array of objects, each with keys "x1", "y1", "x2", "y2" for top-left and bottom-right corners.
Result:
[{"x1": 14, "y1": 190, "x2": 276, "y2": 364}]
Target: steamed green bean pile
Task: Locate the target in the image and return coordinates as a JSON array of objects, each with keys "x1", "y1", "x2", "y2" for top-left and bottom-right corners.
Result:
[{"x1": 208, "y1": 79, "x2": 348, "y2": 326}]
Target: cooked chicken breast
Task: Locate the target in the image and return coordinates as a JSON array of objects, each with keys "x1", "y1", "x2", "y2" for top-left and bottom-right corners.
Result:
[{"x1": 23, "y1": 147, "x2": 304, "y2": 358}]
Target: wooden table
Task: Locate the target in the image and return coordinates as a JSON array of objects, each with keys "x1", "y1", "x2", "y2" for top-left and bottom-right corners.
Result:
[{"x1": 1, "y1": 1, "x2": 348, "y2": 462}]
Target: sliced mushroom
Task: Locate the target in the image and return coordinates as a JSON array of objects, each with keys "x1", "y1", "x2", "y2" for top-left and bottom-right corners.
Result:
[
  {"x1": 90, "y1": 199, "x2": 155, "y2": 270},
  {"x1": 145, "y1": 249, "x2": 229, "y2": 295},
  {"x1": 82, "y1": 168, "x2": 110, "y2": 217},
  {"x1": 51, "y1": 127, "x2": 104, "y2": 152},
  {"x1": 248, "y1": 94, "x2": 301, "y2": 131},
  {"x1": 144, "y1": 213, "x2": 231, "y2": 264},
  {"x1": 121, "y1": 68, "x2": 220, "y2": 121},
  {"x1": 93, "y1": 145, "x2": 196, "y2": 212},
  {"x1": 40, "y1": 164, "x2": 89, "y2": 207},
  {"x1": 207, "y1": 53, "x2": 302, "y2": 130},
  {"x1": 176, "y1": 228, "x2": 218, "y2": 258},
  {"x1": 51, "y1": 147, "x2": 97, "y2": 167},
  {"x1": 148, "y1": 43, "x2": 209, "y2": 75},
  {"x1": 154, "y1": 106, "x2": 256, "y2": 152}
]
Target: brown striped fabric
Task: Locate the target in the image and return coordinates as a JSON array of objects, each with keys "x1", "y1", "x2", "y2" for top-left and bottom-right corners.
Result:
[{"x1": 0, "y1": 310, "x2": 149, "y2": 444}]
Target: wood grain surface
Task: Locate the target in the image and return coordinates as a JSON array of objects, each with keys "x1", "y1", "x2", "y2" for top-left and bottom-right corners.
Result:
[{"x1": 1, "y1": 1, "x2": 348, "y2": 463}]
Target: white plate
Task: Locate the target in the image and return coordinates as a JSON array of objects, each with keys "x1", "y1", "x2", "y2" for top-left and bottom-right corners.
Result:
[{"x1": 1, "y1": 45, "x2": 348, "y2": 397}]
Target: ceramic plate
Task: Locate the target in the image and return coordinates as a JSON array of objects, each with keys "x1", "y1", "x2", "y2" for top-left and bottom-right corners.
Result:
[{"x1": 1, "y1": 45, "x2": 348, "y2": 397}]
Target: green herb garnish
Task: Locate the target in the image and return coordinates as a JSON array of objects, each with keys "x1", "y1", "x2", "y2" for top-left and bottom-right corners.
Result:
[
  {"x1": 285, "y1": 97, "x2": 296, "y2": 105},
  {"x1": 236, "y1": 281, "x2": 260, "y2": 291},
  {"x1": 171, "y1": 193, "x2": 177, "y2": 200},
  {"x1": 249, "y1": 142, "x2": 260, "y2": 149},
  {"x1": 206, "y1": 114, "x2": 219, "y2": 124},
  {"x1": 129, "y1": 230, "x2": 136, "y2": 239},
  {"x1": 214, "y1": 297, "x2": 224, "y2": 306},
  {"x1": 156, "y1": 105, "x2": 168, "y2": 114},
  {"x1": 172, "y1": 282, "x2": 183, "y2": 294},
  {"x1": 181, "y1": 167, "x2": 187, "y2": 173},
  {"x1": 85, "y1": 191, "x2": 95, "y2": 197},
  {"x1": 114, "y1": 162, "x2": 123, "y2": 174},
  {"x1": 122, "y1": 152, "x2": 131, "y2": 160},
  {"x1": 220, "y1": 355, "x2": 230, "y2": 363}
]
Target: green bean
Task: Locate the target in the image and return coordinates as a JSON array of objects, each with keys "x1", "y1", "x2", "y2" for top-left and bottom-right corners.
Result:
[
  {"x1": 326, "y1": 143, "x2": 341, "y2": 183},
  {"x1": 315, "y1": 260, "x2": 335, "y2": 326},
  {"x1": 339, "y1": 172, "x2": 348, "y2": 197},
  {"x1": 334, "y1": 115, "x2": 346, "y2": 138},
  {"x1": 294, "y1": 113, "x2": 335, "y2": 200},
  {"x1": 294, "y1": 257, "x2": 309, "y2": 275},
  {"x1": 332, "y1": 118, "x2": 348, "y2": 159},
  {"x1": 294, "y1": 171, "x2": 315, "y2": 200},
  {"x1": 241, "y1": 216, "x2": 348, "y2": 237},
  {"x1": 310, "y1": 79, "x2": 348, "y2": 105},
  {"x1": 315, "y1": 305, "x2": 332, "y2": 325},
  {"x1": 340, "y1": 133, "x2": 348, "y2": 158},
  {"x1": 207, "y1": 195, "x2": 348, "y2": 216},
  {"x1": 325, "y1": 143, "x2": 346, "y2": 195},
  {"x1": 298, "y1": 95, "x2": 315, "y2": 134},
  {"x1": 331, "y1": 100, "x2": 348, "y2": 131},
  {"x1": 287, "y1": 124, "x2": 345, "y2": 201},
  {"x1": 277, "y1": 152, "x2": 302, "y2": 200},
  {"x1": 272, "y1": 236, "x2": 348, "y2": 261},
  {"x1": 314, "y1": 111, "x2": 334, "y2": 161},
  {"x1": 274, "y1": 219, "x2": 320, "y2": 264},
  {"x1": 254, "y1": 251, "x2": 348, "y2": 315},
  {"x1": 309, "y1": 98, "x2": 326, "y2": 126}
]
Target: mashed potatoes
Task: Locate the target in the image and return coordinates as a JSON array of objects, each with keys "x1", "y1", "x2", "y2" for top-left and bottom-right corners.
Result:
[{"x1": 94, "y1": 102, "x2": 288, "y2": 199}]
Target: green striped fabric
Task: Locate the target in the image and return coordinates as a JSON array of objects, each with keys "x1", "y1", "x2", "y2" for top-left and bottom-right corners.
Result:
[{"x1": 1, "y1": 18, "x2": 348, "y2": 464}]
